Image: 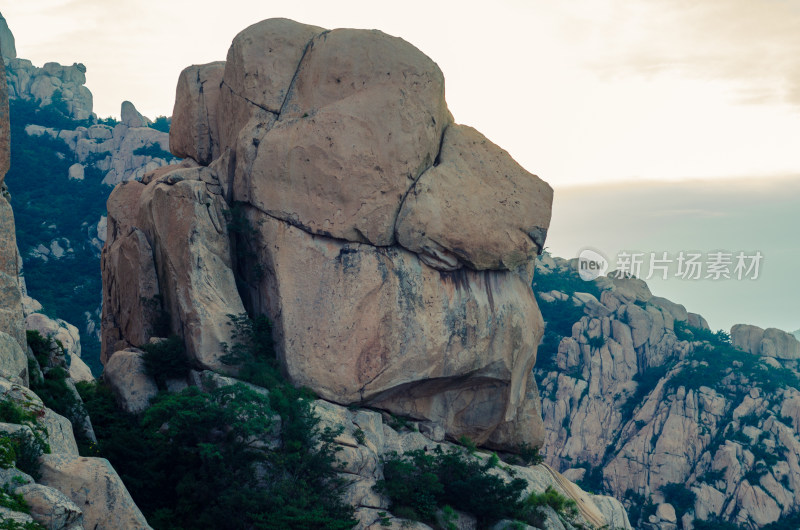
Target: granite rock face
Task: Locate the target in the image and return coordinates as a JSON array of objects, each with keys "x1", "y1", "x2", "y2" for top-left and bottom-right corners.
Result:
[
  {"x1": 5, "y1": 58, "x2": 93, "y2": 121},
  {"x1": 0, "y1": 13, "x2": 15, "y2": 60},
  {"x1": 0, "y1": 36, "x2": 25, "y2": 364},
  {"x1": 311, "y1": 397, "x2": 632, "y2": 530},
  {"x1": 731, "y1": 323, "x2": 800, "y2": 360},
  {"x1": 39, "y1": 454, "x2": 152, "y2": 530},
  {"x1": 534, "y1": 255, "x2": 800, "y2": 529},
  {"x1": 22, "y1": 101, "x2": 176, "y2": 186},
  {"x1": 103, "y1": 18, "x2": 553, "y2": 450}
]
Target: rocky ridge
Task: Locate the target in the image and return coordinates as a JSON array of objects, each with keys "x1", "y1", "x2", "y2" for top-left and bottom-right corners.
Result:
[
  {"x1": 534, "y1": 254, "x2": 800, "y2": 529},
  {"x1": 23, "y1": 101, "x2": 174, "y2": 187}
]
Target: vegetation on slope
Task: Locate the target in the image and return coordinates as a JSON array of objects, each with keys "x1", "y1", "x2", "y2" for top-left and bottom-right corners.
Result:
[
  {"x1": 532, "y1": 256, "x2": 800, "y2": 528},
  {"x1": 78, "y1": 315, "x2": 357, "y2": 530},
  {"x1": 6, "y1": 97, "x2": 109, "y2": 374}
]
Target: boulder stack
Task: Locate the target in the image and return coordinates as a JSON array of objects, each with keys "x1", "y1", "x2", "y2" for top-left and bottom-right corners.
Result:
[{"x1": 102, "y1": 18, "x2": 553, "y2": 449}]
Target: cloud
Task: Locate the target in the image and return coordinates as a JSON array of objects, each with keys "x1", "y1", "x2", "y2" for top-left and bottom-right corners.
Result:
[{"x1": 565, "y1": 0, "x2": 800, "y2": 108}]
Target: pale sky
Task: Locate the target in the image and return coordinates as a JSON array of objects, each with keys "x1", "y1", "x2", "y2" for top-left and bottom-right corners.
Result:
[{"x1": 3, "y1": 0, "x2": 800, "y2": 188}]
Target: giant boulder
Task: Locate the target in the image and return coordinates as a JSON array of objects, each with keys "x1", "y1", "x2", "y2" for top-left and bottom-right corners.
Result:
[{"x1": 103, "y1": 18, "x2": 552, "y2": 449}]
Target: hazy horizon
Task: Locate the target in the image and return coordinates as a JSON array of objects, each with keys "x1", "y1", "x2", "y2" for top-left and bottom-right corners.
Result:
[{"x1": 547, "y1": 174, "x2": 800, "y2": 334}]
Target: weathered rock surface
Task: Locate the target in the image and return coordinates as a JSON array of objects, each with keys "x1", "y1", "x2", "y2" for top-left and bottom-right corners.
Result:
[
  {"x1": 535, "y1": 254, "x2": 800, "y2": 529},
  {"x1": 0, "y1": 49, "x2": 26, "y2": 372},
  {"x1": 244, "y1": 210, "x2": 543, "y2": 446},
  {"x1": 136, "y1": 170, "x2": 245, "y2": 369},
  {"x1": 0, "y1": 13, "x2": 16, "y2": 60},
  {"x1": 5, "y1": 58, "x2": 93, "y2": 120},
  {"x1": 310, "y1": 398, "x2": 632, "y2": 530},
  {"x1": 0, "y1": 330, "x2": 26, "y2": 384},
  {"x1": 39, "y1": 454, "x2": 152, "y2": 530},
  {"x1": 0, "y1": 196, "x2": 25, "y2": 351},
  {"x1": 100, "y1": 180, "x2": 161, "y2": 361},
  {"x1": 170, "y1": 61, "x2": 225, "y2": 165},
  {"x1": 731, "y1": 323, "x2": 800, "y2": 360},
  {"x1": 396, "y1": 124, "x2": 553, "y2": 271},
  {"x1": 121, "y1": 100, "x2": 150, "y2": 128},
  {"x1": 103, "y1": 18, "x2": 551, "y2": 449},
  {"x1": 103, "y1": 348, "x2": 158, "y2": 414},
  {"x1": 0, "y1": 34, "x2": 8, "y2": 180},
  {"x1": 230, "y1": 24, "x2": 451, "y2": 246},
  {"x1": 41, "y1": 408, "x2": 80, "y2": 456},
  {"x1": 17, "y1": 483, "x2": 84, "y2": 530}
]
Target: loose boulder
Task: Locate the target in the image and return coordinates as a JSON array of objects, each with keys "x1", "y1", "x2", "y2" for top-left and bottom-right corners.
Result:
[{"x1": 38, "y1": 454, "x2": 152, "y2": 530}]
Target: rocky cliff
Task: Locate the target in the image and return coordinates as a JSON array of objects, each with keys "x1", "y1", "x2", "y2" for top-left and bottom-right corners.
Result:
[
  {"x1": 534, "y1": 255, "x2": 800, "y2": 529},
  {"x1": 103, "y1": 18, "x2": 553, "y2": 450}
]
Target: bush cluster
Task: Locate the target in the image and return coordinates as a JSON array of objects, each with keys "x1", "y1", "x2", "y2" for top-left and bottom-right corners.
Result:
[
  {"x1": 79, "y1": 314, "x2": 356, "y2": 530},
  {"x1": 377, "y1": 447, "x2": 579, "y2": 529},
  {"x1": 0, "y1": 399, "x2": 50, "y2": 480}
]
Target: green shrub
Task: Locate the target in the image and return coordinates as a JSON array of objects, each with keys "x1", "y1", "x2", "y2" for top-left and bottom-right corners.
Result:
[
  {"x1": 0, "y1": 481, "x2": 47, "y2": 529},
  {"x1": 575, "y1": 464, "x2": 606, "y2": 494},
  {"x1": 25, "y1": 330, "x2": 61, "y2": 368},
  {"x1": 376, "y1": 447, "x2": 528, "y2": 527},
  {"x1": 0, "y1": 398, "x2": 50, "y2": 480},
  {"x1": 535, "y1": 298, "x2": 585, "y2": 372},
  {"x1": 8, "y1": 430, "x2": 48, "y2": 481},
  {"x1": 0, "y1": 438, "x2": 15, "y2": 469},
  {"x1": 353, "y1": 429, "x2": 366, "y2": 445},
  {"x1": 762, "y1": 511, "x2": 800, "y2": 530},
  {"x1": 700, "y1": 467, "x2": 726, "y2": 484},
  {"x1": 624, "y1": 489, "x2": 656, "y2": 527},
  {"x1": 150, "y1": 116, "x2": 170, "y2": 133},
  {"x1": 141, "y1": 335, "x2": 189, "y2": 390},
  {"x1": 661, "y1": 482, "x2": 696, "y2": 521},
  {"x1": 522, "y1": 486, "x2": 578, "y2": 523},
  {"x1": 506, "y1": 443, "x2": 544, "y2": 466},
  {"x1": 458, "y1": 435, "x2": 478, "y2": 454},
  {"x1": 585, "y1": 334, "x2": 606, "y2": 350},
  {"x1": 693, "y1": 518, "x2": 745, "y2": 530},
  {"x1": 29, "y1": 366, "x2": 84, "y2": 427},
  {"x1": 80, "y1": 314, "x2": 357, "y2": 529},
  {"x1": 0, "y1": 520, "x2": 46, "y2": 530},
  {"x1": 0, "y1": 484, "x2": 31, "y2": 513},
  {"x1": 132, "y1": 144, "x2": 175, "y2": 160},
  {"x1": 0, "y1": 401, "x2": 37, "y2": 427},
  {"x1": 532, "y1": 257, "x2": 603, "y2": 299}
]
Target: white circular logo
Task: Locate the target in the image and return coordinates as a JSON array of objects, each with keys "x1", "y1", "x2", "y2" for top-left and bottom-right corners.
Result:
[{"x1": 578, "y1": 248, "x2": 609, "y2": 281}]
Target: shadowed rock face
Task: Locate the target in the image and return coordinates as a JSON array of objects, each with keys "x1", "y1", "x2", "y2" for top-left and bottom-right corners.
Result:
[
  {"x1": 0, "y1": 38, "x2": 27, "y2": 384},
  {"x1": 102, "y1": 18, "x2": 553, "y2": 449}
]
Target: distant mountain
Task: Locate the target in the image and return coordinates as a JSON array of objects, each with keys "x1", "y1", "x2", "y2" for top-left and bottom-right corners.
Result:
[
  {"x1": 2, "y1": 20, "x2": 176, "y2": 371},
  {"x1": 535, "y1": 253, "x2": 800, "y2": 529}
]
